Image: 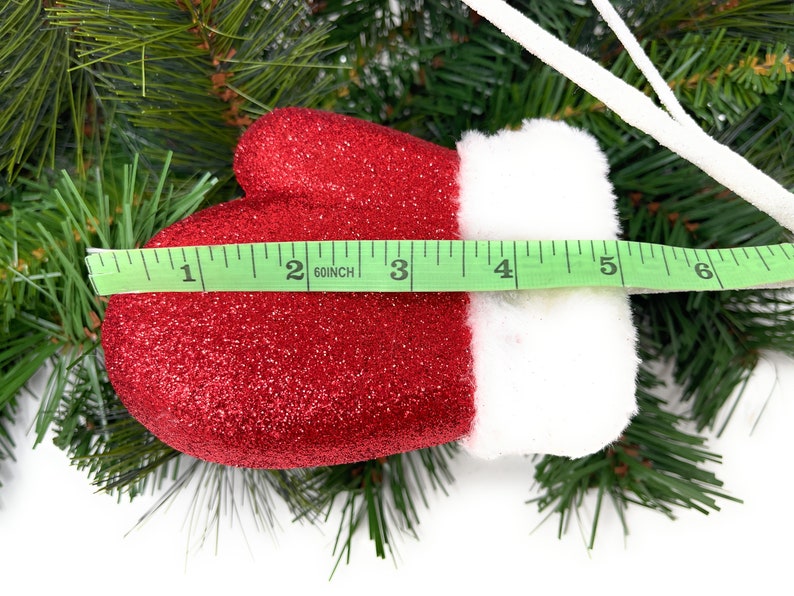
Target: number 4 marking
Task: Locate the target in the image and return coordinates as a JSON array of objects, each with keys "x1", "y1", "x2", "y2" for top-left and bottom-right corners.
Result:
[{"x1": 494, "y1": 259, "x2": 514, "y2": 279}]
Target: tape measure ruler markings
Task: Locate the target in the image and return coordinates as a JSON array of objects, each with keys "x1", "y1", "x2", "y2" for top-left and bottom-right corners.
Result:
[{"x1": 85, "y1": 239, "x2": 794, "y2": 295}]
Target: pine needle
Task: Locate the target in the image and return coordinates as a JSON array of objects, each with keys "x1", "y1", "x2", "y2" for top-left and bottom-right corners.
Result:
[
  {"x1": 298, "y1": 445, "x2": 457, "y2": 576},
  {"x1": 531, "y1": 367, "x2": 740, "y2": 549},
  {"x1": 0, "y1": 1, "x2": 72, "y2": 180},
  {"x1": 45, "y1": 0, "x2": 336, "y2": 173}
]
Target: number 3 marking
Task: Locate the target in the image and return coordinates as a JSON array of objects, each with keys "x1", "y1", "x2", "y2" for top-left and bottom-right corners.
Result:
[{"x1": 390, "y1": 259, "x2": 409, "y2": 281}]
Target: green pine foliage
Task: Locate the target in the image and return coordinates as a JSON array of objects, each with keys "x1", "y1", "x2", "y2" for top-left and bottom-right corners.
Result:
[
  {"x1": 313, "y1": 0, "x2": 793, "y2": 552},
  {"x1": 0, "y1": 0, "x2": 334, "y2": 183},
  {"x1": 0, "y1": 1, "x2": 74, "y2": 181},
  {"x1": 1, "y1": 0, "x2": 793, "y2": 568},
  {"x1": 303, "y1": 444, "x2": 458, "y2": 575},
  {"x1": 0, "y1": 0, "x2": 334, "y2": 498},
  {"x1": 532, "y1": 365, "x2": 741, "y2": 548}
]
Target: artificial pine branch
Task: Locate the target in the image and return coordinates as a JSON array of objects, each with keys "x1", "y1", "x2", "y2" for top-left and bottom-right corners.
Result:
[
  {"x1": 43, "y1": 0, "x2": 334, "y2": 175},
  {"x1": 309, "y1": 0, "x2": 794, "y2": 552},
  {"x1": 133, "y1": 461, "x2": 321, "y2": 551},
  {"x1": 0, "y1": 1, "x2": 74, "y2": 181},
  {"x1": 634, "y1": 289, "x2": 794, "y2": 431},
  {"x1": 1, "y1": 153, "x2": 217, "y2": 490},
  {"x1": 2, "y1": 0, "x2": 793, "y2": 568},
  {"x1": 297, "y1": 444, "x2": 457, "y2": 575},
  {"x1": 532, "y1": 367, "x2": 739, "y2": 548},
  {"x1": 0, "y1": 399, "x2": 15, "y2": 485},
  {"x1": 615, "y1": 0, "x2": 794, "y2": 43},
  {"x1": 1, "y1": 0, "x2": 336, "y2": 495}
]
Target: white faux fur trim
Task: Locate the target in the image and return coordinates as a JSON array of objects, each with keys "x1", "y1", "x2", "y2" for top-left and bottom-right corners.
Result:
[{"x1": 456, "y1": 119, "x2": 639, "y2": 459}]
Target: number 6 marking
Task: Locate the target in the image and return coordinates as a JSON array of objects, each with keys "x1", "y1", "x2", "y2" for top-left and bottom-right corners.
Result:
[{"x1": 694, "y1": 262, "x2": 713, "y2": 279}]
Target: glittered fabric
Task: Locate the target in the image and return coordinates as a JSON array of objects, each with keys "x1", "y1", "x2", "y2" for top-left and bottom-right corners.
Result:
[{"x1": 102, "y1": 108, "x2": 476, "y2": 469}]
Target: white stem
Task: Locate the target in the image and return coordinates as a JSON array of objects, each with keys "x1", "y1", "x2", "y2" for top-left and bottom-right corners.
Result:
[
  {"x1": 460, "y1": 0, "x2": 794, "y2": 233},
  {"x1": 590, "y1": 0, "x2": 695, "y2": 127}
]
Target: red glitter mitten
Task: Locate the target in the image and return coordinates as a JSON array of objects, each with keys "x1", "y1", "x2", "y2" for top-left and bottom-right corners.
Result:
[{"x1": 102, "y1": 108, "x2": 639, "y2": 469}]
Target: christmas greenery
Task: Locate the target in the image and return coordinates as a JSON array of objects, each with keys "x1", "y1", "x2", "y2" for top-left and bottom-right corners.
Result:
[{"x1": 1, "y1": 0, "x2": 792, "y2": 569}]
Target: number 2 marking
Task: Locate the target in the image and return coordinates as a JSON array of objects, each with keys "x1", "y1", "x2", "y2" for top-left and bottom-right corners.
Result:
[{"x1": 285, "y1": 259, "x2": 304, "y2": 280}]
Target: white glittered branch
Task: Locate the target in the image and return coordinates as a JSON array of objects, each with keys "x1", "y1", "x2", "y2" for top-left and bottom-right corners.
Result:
[
  {"x1": 589, "y1": 0, "x2": 695, "y2": 128},
  {"x1": 460, "y1": 0, "x2": 794, "y2": 234}
]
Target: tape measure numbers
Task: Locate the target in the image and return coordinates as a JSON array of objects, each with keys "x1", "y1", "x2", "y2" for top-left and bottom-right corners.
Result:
[{"x1": 85, "y1": 239, "x2": 794, "y2": 296}]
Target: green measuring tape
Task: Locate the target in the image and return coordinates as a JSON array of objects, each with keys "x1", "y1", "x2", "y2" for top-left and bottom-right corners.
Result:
[{"x1": 85, "y1": 239, "x2": 794, "y2": 296}]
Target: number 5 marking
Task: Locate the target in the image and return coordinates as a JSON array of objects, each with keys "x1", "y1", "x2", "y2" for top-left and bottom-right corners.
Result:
[{"x1": 600, "y1": 256, "x2": 618, "y2": 275}]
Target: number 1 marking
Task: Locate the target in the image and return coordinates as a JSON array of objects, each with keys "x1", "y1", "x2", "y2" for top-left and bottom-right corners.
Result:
[{"x1": 180, "y1": 264, "x2": 197, "y2": 282}]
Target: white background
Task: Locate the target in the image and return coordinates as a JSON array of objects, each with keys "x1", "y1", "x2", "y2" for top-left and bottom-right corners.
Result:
[{"x1": 2, "y1": 356, "x2": 792, "y2": 594}]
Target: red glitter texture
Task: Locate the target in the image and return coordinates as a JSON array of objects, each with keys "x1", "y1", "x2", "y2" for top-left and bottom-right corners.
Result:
[{"x1": 102, "y1": 108, "x2": 477, "y2": 469}]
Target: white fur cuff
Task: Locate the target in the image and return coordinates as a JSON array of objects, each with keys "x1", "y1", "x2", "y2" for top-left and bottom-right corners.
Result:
[{"x1": 456, "y1": 120, "x2": 639, "y2": 459}]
